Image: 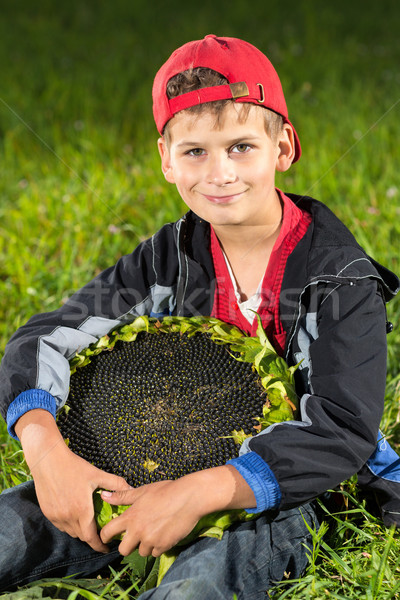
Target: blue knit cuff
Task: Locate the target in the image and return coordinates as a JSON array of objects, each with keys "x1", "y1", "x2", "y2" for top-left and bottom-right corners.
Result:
[
  {"x1": 227, "y1": 451, "x2": 281, "y2": 513},
  {"x1": 367, "y1": 431, "x2": 400, "y2": 482},
  {"x1": 7, "y1": 389, "x2": 57, "y2": 440}
]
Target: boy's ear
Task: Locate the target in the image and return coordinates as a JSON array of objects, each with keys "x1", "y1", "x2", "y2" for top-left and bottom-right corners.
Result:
[
  {"x1": 157, "y1": 137, "x2": 175, "y2": 184},
  {"x1": 276, "y1": 124, "x2": 296, "y2": 172}
]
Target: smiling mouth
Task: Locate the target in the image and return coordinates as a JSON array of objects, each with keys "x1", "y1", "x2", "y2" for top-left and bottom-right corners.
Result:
[{"x1": 202, "y1": 192, "x2": 244, "y2": 205}]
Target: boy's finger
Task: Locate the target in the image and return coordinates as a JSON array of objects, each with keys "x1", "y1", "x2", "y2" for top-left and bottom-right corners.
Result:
[
  {"x1": 101, "y1": 488, "x2": 137, "y2": 505},
  {"x1": 80, "y1": 517, "x2": 110, "y2": 553},
  {"x1": 96, "y1": 471, "x2": 132, "y2": 492},
  {"x1": 100, "y1": 513, "x2": 135, "y2": 547}
]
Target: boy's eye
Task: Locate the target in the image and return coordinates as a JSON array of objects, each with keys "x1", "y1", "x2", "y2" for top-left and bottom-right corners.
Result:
[
  {"x1": 187, "y1": 148, "x2": 205, "y2": 157},
  {"x1": 231, "y1": 143, "x2": 251, "y2": 153}
]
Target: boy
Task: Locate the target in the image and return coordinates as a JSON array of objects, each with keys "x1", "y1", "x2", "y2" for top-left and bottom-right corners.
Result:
[{"x1": 0, "y1": 35, "x2": 399, "y2": 597}]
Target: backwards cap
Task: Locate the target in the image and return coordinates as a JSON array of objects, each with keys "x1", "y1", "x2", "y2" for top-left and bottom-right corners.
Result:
[{"x1": 152, "y1": 34, "x2": 301, "y2": 162}]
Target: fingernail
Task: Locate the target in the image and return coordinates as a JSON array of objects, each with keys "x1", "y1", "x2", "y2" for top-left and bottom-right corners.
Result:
[{"x1": 101, "y1": 490, "x2": 112, "y2": 498}]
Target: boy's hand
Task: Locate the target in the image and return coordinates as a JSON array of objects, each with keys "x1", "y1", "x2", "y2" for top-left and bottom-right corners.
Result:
[
  {"x1": 100, "y1": 465, "x2": 256, "y2": 557},
  {"x1": 32, "y1": 448, "x2": 130, "y2": 553},
  {"x1": 100, "y1": 479, "x2": 201, "y2": 557},
  {"x1": 15, "y1": 409, "x2": 131, "y2": 553}
]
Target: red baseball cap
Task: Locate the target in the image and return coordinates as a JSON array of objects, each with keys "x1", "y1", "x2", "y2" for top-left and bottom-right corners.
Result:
[{"x1": 152, "y1": 34, "x2": 301, "y2": 162}]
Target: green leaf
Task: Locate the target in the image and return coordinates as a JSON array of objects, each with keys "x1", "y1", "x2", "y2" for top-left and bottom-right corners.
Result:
[
  {"x1": 254, "y1": 345, "x2": 268, "y2": 368},
  {"x1": 212, "y1": 324, "x2": 233, "y2": 338},
  {"x1": 8, "y1": 576, "x2": 121, "y2": 600},
  {"x1": 261, "y1": 374, "x2": 274, "y2": 387},
  {"x1": 131, "y1": 316, "x2": 150, "y2": 332},
  {"x1": 266, "y1": 380, "x2": 288, "y2": 397},
  {"x1": 222, "y1": 428, "x2": 253, "y2": 445},
  {"x1": 288, "y1": 361, "x2": 303, "y2": 379},
  {"x1": 255, "y1": 313, "x2": 275, "y2": 352},
  {"x1": 93, "y1": 492, "x2": 128, "y2": 533},
  {"x1": 178, "y1": 320, "x2": 193, "y2": 335},
  {"x1": 270, "y1": 357, "x2": 290, "y2": 378},
  {"x1": 0, "y1": 589, "x2": 45, "y2": 600},
  {"x1": 95, "y1": 334, "x2": 111, "y2": 349},
  {"x1": 179, "y1": 509, "x2": 250, "y2": 545},
  {"x1": 157, "y1": 552, "x2": 179, "y2": 586},
  {"x1": 121, "y1": 549, "x2": 156, "y2": 580},
  {"x1": 232, "y1": 345, "x2": 261, "y2": 364},
  {"x1": 198, "y1": 525, "x2": 225, "y2": 539},
  {"x1": 138, "y1": 555, "x2": 161, "y2": 593},
  {"x1": 260, "y1": 407, "x2": 292, "y2": 424},
  {"x1": 93, "y1": 491, "x2": 113, "y2": 529},
  {"x1": 118, "y1": 330, "x2": 139, "y2": 342},
  {"x1": 256, "y1": 354, "x2": 279, "y2": 377}
]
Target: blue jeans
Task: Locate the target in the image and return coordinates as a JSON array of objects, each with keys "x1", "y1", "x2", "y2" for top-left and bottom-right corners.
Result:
[{"x1": 0, "y1": 481, "x2": 318, "y2": 598}]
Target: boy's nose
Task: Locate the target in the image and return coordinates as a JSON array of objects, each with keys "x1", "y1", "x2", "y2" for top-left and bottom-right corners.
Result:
[{"x1": 206, "y1": 155, "x2": 237, "y2": 186}]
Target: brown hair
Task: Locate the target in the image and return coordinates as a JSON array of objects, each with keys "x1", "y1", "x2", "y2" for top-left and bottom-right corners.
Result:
[{"x1": 164, "y1": 67, "x2": 283, "y2": 143}]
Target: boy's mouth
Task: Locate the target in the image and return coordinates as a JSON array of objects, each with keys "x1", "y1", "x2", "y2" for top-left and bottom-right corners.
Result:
[{"x1": 201, "y1": 192, "x2": 243, "y2": 205}]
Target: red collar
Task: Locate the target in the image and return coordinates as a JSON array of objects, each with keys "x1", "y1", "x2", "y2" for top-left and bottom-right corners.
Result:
[{"x1": 210, "y1": 190, "x2": 312, "y2": 354}]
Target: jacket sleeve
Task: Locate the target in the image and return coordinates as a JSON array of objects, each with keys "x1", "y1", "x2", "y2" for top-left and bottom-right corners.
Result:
[
  {"x1": 0, "y1": 225, "x2": 179, "y2": 438},
  {"x1": 229, "y1": 277, "x2": 387, "y2": 511}
]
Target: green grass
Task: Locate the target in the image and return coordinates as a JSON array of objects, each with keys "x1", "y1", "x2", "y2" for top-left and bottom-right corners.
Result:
[
  {"x1": 0, "y1": 0, "x2": 399, "y2": 597},
  {"x1": 271, "y1": 498, "x2": 400, "y2": 599}
]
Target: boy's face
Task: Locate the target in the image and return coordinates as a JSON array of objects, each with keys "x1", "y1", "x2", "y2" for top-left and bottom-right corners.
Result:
[{"x1": 158, "y1": 103, "x2": 294, "y2": 229}]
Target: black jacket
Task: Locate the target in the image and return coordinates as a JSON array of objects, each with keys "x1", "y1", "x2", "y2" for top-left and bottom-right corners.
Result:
[{"x1": 0, "y1": 195, "x2": 399, "y2": 512}]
